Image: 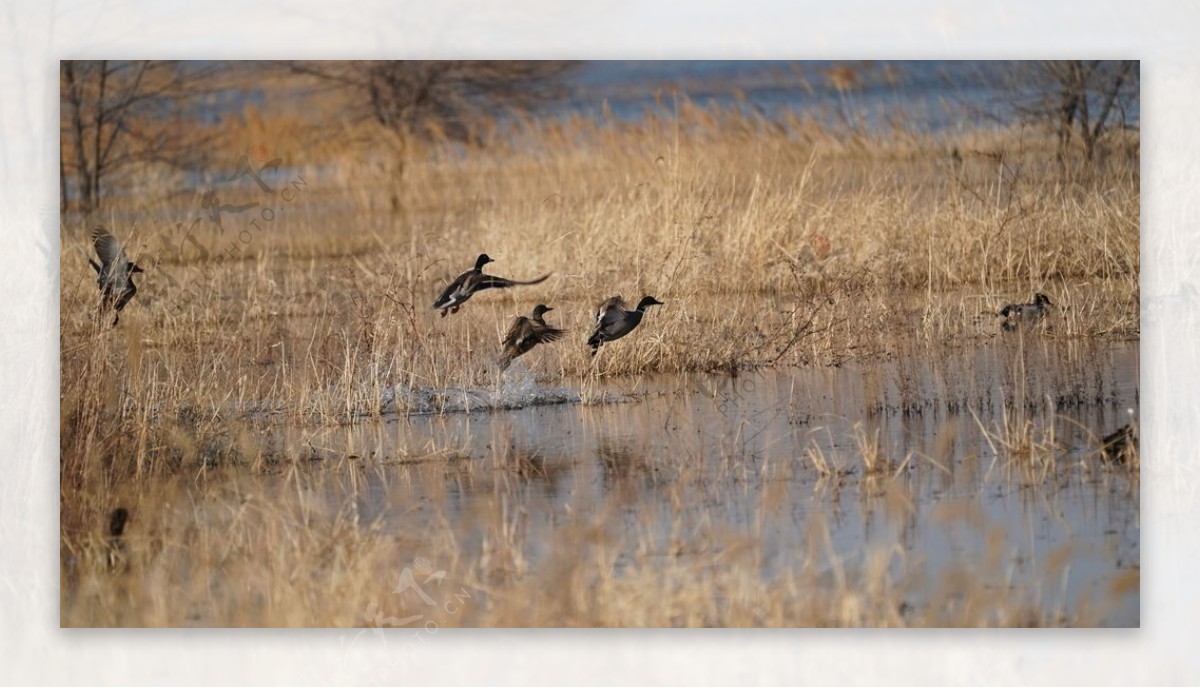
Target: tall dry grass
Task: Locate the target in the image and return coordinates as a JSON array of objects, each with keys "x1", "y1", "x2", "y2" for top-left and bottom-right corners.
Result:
[
  {"x1": 61, "y1": 99, "x2": 1139, "y2": 627},
  {"x1": 63, "y1": 104, "x2": 1139, "y2": 408}
]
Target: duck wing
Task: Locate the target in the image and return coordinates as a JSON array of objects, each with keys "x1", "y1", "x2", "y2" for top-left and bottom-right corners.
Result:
[
  {"x1": 502, "y1": 316, "x2": 532, "y2": 348},
  {"x1": 594, "y1": 296, "x2": 626, "y2": 329},
  {"x1": 477, "y1": 272, "x2": 551, "y2": 291},
  {"x1": 91, "y1": 227, "x2": 127, "y2": 266},
  {"x1": 587, "y1": 297, "x2": 626, "y2": 351},
  {"x1": 531, "y1": 323, "x2": 566, "y2": 344},
  {"x1": 432, "y1": 270, "x2": 478, "y2": 309},
  {"x1": 91, "y1": 227, "x2": 136, "y2": 280},
  {"x1": 91, "y1": 228, "x2": 140, "y2": 299}
]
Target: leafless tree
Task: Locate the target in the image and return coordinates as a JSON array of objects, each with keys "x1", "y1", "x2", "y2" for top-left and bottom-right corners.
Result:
[
  {"x1": 290, "y1": 60, "x2": 576, "y2": 140},
  {"x1": 286, "y1": 61, "x2": 578, "y2": 209},
  {"x1": 60, "y1": 60, "x2": 218, "y2": 213},
  {"x1": 1009, "y1": 60, "x2": 1138, "y2": 167}
]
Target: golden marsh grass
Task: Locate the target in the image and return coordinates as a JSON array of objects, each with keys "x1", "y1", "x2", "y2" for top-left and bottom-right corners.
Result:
[{"x1": 60, "y1": 101, "x2": 1139, "y2": 627}]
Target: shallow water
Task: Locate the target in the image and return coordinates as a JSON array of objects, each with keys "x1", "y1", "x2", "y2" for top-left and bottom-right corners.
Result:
[{"x1": 263, "y1": 337, "x2": 1139, "y2": 626}]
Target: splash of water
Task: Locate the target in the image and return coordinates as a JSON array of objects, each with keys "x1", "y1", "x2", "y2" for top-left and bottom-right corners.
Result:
[
  {"x1": 375, "y1": 362, "x2": 621, "y2": 416},
  {"x1": 211, "y1": 363, "x2": 631, "y2": 421}
]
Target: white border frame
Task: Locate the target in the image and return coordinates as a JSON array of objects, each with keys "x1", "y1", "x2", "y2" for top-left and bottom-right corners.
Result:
[{"x1": 3, "y1": 1, "x2": 1196, "y2": 684}]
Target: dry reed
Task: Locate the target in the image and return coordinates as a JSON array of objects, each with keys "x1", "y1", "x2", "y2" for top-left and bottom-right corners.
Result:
[{"x1": 60, "y1": 99, "x2": 1139, "y2": 627}]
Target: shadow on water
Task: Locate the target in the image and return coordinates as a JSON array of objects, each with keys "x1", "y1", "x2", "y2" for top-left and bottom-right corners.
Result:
[{"x1": 262, "y1": 337, "x2": 1140, "y2": 626}]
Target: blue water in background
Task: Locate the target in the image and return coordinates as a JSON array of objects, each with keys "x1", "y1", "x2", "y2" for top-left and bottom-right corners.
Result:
[
  {"x1": 182, "y1": 61, "x2": 1036, "y2": 132},
  {"x1": 186, "y1": 60, "x2": 1135, "y2": 135},
  {"x1": 561, "y1": 60, "x2": 1016, "y2": 131}
]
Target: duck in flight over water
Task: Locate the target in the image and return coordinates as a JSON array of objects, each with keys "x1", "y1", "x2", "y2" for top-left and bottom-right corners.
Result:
[
  {"x1": 587, "y1": 295, "x2": 664, "y2": 355},
  {"x1": 498, "y1": 304, "x2": 566, "y2": 370},
  {"x1": 432, "y1": 254, "x2": 550, "y2": 317}
]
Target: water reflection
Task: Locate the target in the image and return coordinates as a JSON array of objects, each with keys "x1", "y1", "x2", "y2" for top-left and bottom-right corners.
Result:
[{"x1": 264, "y1": 339, "x2": 1139, "y2": 625}]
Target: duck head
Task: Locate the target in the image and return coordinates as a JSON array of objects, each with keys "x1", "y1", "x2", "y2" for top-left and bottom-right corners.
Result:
[
  {"x1": 532, "y1": 304, "x2": 553, "y2": 317},
  {"x1": 1034, "y1": 293, "x2": 1053, "y2": 307},
  {"x1": 474, "y1": 254, "x2": 494, "y2": 270},
  {"x1": 637, "y1": 296, "x2": 664, "y2": 310}
]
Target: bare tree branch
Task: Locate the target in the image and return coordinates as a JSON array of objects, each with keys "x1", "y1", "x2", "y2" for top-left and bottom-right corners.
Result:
[
  {"x1": 281, "y1": 60, "x2": 578, "y2": 211},
  {"x1": 1005, "y1": 60, "x2": 1139, "y2": 168},
  {"x1": 60, "y1": 60, "x2": 222, "y2": 213},
  {"x1": 287, "y1": 60, "x2": 579, "y2": 143}
]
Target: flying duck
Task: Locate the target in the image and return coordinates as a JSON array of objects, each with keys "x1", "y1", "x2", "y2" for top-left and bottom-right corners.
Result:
[
  {"x1": 498, "y1": 304, "x2": 566, "y2": 370},
  {"x1": 89, "y1": 227, "x2": 143, "y2": 325},
  {"x1": 586, "y1": 295, "x2": 663, "y2": 355},
  {"x1": 432, "y1": 254, "x2": 550, "y2": 317}
]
